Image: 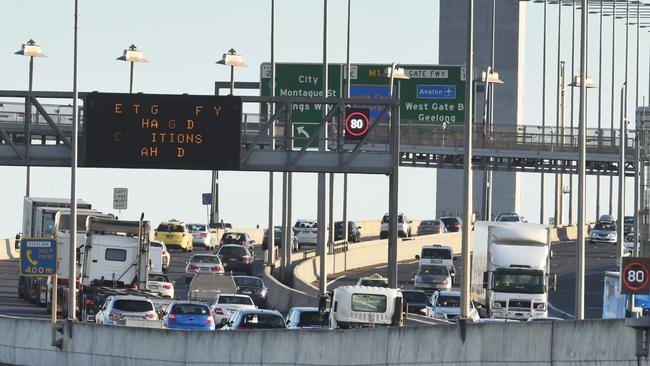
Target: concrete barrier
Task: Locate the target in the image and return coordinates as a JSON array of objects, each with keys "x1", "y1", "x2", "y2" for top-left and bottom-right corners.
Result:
[
  {"x1": 260, "y1": 266, "x2": 316, "y2": 314},
  {"x1": 550, "y1": 224, "x2": 592, "y2": 242},
  {"x1": 0, "y1": 238, "x2": 18, "y2": 260},
  {"x1": 0, "y1": 315, "x2": 643, "y2": 365}
]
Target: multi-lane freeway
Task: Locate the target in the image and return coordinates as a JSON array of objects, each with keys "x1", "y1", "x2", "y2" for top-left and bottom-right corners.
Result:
[{"x1": 0, "y1": 237, "x2": 618, "y2": 320}]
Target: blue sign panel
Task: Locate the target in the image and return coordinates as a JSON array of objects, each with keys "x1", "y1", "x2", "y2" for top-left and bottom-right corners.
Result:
[
  {"x1": 20, "y1": 239, "x2": 57, "y2": 276},
  {"x1": 416, "y1": 85, "x2": 456, "y2": 99},
  {"x1": 202, "y1": 193, "x2": 212, "y2": 205},
  {"x1": 349, "y1": 84, "x2": 390, "y2": 119}
]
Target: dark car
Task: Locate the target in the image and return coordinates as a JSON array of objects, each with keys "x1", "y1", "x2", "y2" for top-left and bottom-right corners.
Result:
[
  {"x1": 216, "y1": 245, "x2": 254, "y2": 275},
  {"x1": 209, "y1": 222, "x2": 232, "y2": 230},
  {"x1": 262, "y1": 226, "x2": 299, "y2": 251},
  {"x1": 624, "y1": 216, "x2": 634, "y2": 235},
  {"x1": 440, "y1": 217, "x2": 462, "y2": 233},
  {"x1": 401, "y1": 289, "x2": 431, "y2": 315},
  {"x1": 233, "y1": 275, "x2": 268, "y2": 308},
  {"x1": 220, "y1": 309, "x2": 286, "y2": 330},
  {"x1": 219, "y1": 232, "x2": 253, "y2": 248},
  {"x1": 334, "y1": 221, "x2": 362, "y2": 243},
  {"x1": 417, "y1": 220, "x2": 447, "y2": 235}
]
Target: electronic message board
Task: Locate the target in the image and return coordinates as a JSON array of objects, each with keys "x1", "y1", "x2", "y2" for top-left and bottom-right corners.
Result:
[{"x1": 82, "y1": 93, "x2": 242, "y2": 170}]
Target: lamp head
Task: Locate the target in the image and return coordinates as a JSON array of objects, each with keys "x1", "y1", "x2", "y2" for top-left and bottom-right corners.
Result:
[{"x1": 15, "y1": 39, "x2": 46, "y2": 58}]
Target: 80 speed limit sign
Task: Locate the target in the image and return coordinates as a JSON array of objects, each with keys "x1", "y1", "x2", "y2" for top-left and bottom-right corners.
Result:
[
  {"x1": 344, "y1": 108, "x2": 370, "y2": 141},
  {"x1": 621, "y1": 257, "x2": 650, "y2": 294}
]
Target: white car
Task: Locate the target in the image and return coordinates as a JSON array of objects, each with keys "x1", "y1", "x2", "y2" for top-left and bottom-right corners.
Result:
[
  {"x1": 294, "y1": 219, "x2": 318, "y2": 249},
  {"x1": 188, "y1": 223, "x2": 214, "y2": 249},
  {"x1": 429, "y1": 290, "x2": 480, "y2": 321},
  {"x1": 147, "y1": 273, "x2": 175, "y2": 298},
  {"x1": 150, "y1": 240, "x2": 170, "y2": 273},
  {"x1": 210, "y1": 294, "x2": 257, "y2": 325},
  {"x1": 95, "y1": 295, "x2": 158, "y2": 326},
  {"x1": 286, "y1": 307, "x2": 330, "y2": 329},
  {"x1": 380, "y1": 213, "x2": 411, "y2": 239}
]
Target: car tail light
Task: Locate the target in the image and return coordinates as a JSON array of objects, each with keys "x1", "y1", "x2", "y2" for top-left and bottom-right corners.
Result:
[
  {"x1": 243, "y1": 240, "x2": 249, "y2": 246},
  {"x1": 398, "y1": 216, "x2": 404, "y2": 224},
  {"x1": 220, "y1": 239, "x2": 224, "y2": 244},
  {"x1": 169, "y1": 313, "x2": 176, "y2": 323},
  {"x1": 162, "y1": 249, "x2": 168, "y2": 255},
  {"x1": 85, "y1": 299, "x2": 94, "y2": 306},
  {"x1": 453, "y1": 224, "x2": 460, "y2": 229},
  {"x1": 31, "y1": 279, "x2": 37, "y2": 284},
  {"x1": 145, "y1": 313, "x2": 155, "y2": 319},
  {"x1": 162, "y1": 284, "x2": 172, "y2": 290},
  {"x1": 213, "y1": 307, "x2": 224, "y2": 315},
  {"x1": 109, "y1": 311, "x2": 122, "y2": 320},
  {"x1": 187, "y1": 264, "x2": 198, "y2": 272},
  {"x1": 205, "y1": 315, "x2": 213, "y2": 325},
  {"x1": 211, "y1": 266, "x2": 223, "y2": 272}
]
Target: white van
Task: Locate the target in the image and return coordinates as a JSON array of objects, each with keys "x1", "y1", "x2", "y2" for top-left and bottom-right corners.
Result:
[
  {"x1": 416, "y1": 245, "x2": 455, "y2": 278},
  {"x1": 326, "y1": 285, "x2": 404, "y2": 329}
]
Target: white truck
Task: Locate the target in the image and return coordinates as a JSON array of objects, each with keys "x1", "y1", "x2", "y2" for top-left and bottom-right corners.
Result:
[
  {"x1": 76, "y1": 215, "x2": 165, "y2": 322},
  {"x1": 470, "y1": 222, "x2": 555, "y2": 320},
  {"x1": 321, "y1": 285, "x2": 404, "y2": 329},
  {"x1": 17, "y1": 197, "x2": 93, "y2": 307}
]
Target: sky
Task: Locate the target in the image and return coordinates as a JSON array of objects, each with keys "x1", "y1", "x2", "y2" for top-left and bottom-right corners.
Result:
[{"x1": 0, "y1": 0, "x2": 646, "y2": 238}]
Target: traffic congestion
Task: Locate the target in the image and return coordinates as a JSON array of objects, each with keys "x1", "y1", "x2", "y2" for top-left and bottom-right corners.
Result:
[{"x1": 13, "y1": 196, "x2": 630, "y2": 332}]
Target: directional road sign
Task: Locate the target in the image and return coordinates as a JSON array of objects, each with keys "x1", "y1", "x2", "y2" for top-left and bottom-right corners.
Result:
[
  {"x1": 113, "y1": 187, "x2": 128, "y2": 210},
  {"x1": 621, "y1": 257, "x2": 650, "y2": 294},
  {"x1": 20, "y1": 238, "x2": 57, "y2": 276},
  {"x1": 260, "y1": 63, "x2": 466, "y2": 148}
]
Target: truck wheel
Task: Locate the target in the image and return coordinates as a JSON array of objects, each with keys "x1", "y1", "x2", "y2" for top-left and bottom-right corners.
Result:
[{"x1": 35, "y1": 289, "x2": 43, "y2": 307}]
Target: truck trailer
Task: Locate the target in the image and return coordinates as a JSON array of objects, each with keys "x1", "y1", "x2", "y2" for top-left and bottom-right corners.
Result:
[{"x1": 470, "y1": 222, "x2": 554, "y2": 320}]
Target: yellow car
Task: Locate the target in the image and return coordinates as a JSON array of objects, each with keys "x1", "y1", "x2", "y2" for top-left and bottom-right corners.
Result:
[
  {"x1": 155, "y1": 220, "x2": 193, "y2": 252},
  {"x1": 356, "y1": 273, "x2": 389, "y2": 288}
]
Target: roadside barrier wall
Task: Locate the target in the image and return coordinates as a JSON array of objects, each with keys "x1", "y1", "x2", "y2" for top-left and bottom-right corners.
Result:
[
  {"x1": 0, "y1": 315, "x2": 644, "y2": 366},
  {"x1": 0, "y1": 238, "x2": 17, "y2": 260}
]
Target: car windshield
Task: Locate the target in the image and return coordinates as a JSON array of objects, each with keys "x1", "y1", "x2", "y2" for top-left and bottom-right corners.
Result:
[
  {"x1": 436, "y1": 295, "x2": 461, "y2": 307},
  {"x1": 420, "y1": 220, "x2": 436, "y2": 226},
  {"x1": 234, "y1": 277, "x2": 263, "y2": 288},
  {"x1": 149, "y1": 274, "x2": 169, "y2": 282},
  {"x1": 298, "y1": 311, "x2": 330, "y2": 327},
  {"x1": 190, "y1": 255, "x2": 221, "y2": 264},
  {"x1": 188, "y1": 224, "x2": 207, "y2": 232},
  {"x1": 625, "y1": 217, "x2": 634, "y2": 223},
  {"x1": 150, "y1": 241, "x2": 162, "y2": 248},
  {"x1": 296, "y1": 221, "x2": 317, "y2": 229},
  {"x1": 418, "y1": 265, "x2": 448, "y2": 275},
  {"x1": 498, "y1": 215, "x2": 520, "y2": 222},
  {"x1": 493, "y1": 269, "x2": 545, "y2": 294},
  {"x1": 157, "y1": 224, "x2": 185, "y2": 232},
  {"x1": 173, "y1": 304, "x2": 208, "y2": 315},
  {"x1": 440, "y1": 218, "x2": 457, "y2": 224},
  {"x1": 219, "y1": 246, "x2": 248, "y2": 256},
  {"x1": 241, "y1": 313, "x2": 285, "y2": 329},
  {"x1": 351, "y1": 294, "x2": 388, "y2": 312},
  {"x1": 594, "y1": 222, "x2": 616, "y2": 231},
  {"x1": 218, "y1": 296, "x2": 253, "y2": 305},
  {"x1": 402, "y1": 291, "x2": 428, "y2": 303},
  {"x1": 222, "y1": 233, "x2": 246, "y2": 243},
  {"x1": 421, "y1": 248, "x2": 452, "y2": 260},
  {"x1": 113, "y1": 299, "x2": 153, "y2": 312},
  {"x1": 359, "y1": 279, "x2": 388, "y2": 287}
]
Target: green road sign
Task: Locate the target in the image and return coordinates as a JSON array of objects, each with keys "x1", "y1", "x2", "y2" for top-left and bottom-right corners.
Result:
[{"x1": 260, "y1": 63, "x2": 466, "y2": 148}]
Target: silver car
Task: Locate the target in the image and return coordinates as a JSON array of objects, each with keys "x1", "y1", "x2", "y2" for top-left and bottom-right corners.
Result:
[
  {"x1": 185, "y1": 254, "x2": 224, "y2": 284},
  {"x1": 414, "y1": 264, "x2": 452, "y2": 292},
  {"x1": 188, "y1": 223, "x2": 214, "y2": 249}
]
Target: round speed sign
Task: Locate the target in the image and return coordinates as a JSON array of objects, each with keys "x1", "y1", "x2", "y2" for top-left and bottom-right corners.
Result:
[
  {"x1": 345, "y1": 111, "x2": 370, "y2": 138},
  {"x1": 622, "y1": 260, "x2": 650, "y2": 293}
]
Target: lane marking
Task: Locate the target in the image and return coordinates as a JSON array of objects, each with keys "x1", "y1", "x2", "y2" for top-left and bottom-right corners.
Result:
[
  {"x1": 374, "y1": 265, "x2": 388, "y2": 269},
  {"x1": 548, "y1": 302, "x2": 575, "y2": 319},
  {"x1": 327, "y1": 275, "x2": 347, "y2": 286}
]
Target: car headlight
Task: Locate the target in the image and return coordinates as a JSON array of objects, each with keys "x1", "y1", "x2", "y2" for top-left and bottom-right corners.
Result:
[
  {"x1": 491, "y1": 301, "x2": 503, "y2": 309},
  {"x1": 443, "y1": 277, "x2": 451, "y2": 285},
  {"x1": 609, "y1": 233, "x2": 616, "y2": 238},
  {"x1": 415, "y1": 276, "x2": 422, "y2": 283},
  {"x1": 535, "y1": 303, "x2": 546, "y2": 311},
  {"x1": 433, "y1": 312, "x2": 446, "y2": 319}
]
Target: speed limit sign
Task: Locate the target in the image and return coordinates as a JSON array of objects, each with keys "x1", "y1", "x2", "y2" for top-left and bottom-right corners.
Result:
[
  {"x1": 344, "y1": 108, "x2": 370, "y2": 141},
  {"x1": 621, "y1": 257, "x2": 650, "y2": 294}
]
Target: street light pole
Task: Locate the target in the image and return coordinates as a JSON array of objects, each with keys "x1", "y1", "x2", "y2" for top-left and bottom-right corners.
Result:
[
  {"x1": 555, "y1": 0, "x2": 564, "y2": 227},
  {"x1": 317, "y1": 0, "x2": 329, "y2": 296},
  {"x1": 461, "y1": 0, "x2": 475, "y2": 321},
  {"x1": 610, "y1": 0, "x2": 617, "y2": 216},
  {"x1": 343, "y1": 0, "x2": 351, "y2": 243},
  {"x1": 569, "y1": 0, "x2": 576, "y2": 226},
  {"x1": 618, "y1": 83, "x2": 627, "y2": 270},
  {"x1": 69, "y1": 0, "x2": 80, "y2": 321},
  {"x1": 634, "y1": 0, "x2": 641, "y2": 252},
  {"x1": 576, "y1": 0, "x2": 589, "y2": 322},
  {"x1": 596, "y1": 0, "x2": 604, "y2": 220},
  {"x1": 540, "y1": 0, "x2": 548, "y2": 225}
]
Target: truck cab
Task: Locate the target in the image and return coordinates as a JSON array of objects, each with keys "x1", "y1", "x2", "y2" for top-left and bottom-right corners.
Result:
[
  {"x1": 416, "y1": 245, "x2": 455, "y2": 279},
  {"x1": 324, "y1": 285, "x2": 404, "y2": 329}
]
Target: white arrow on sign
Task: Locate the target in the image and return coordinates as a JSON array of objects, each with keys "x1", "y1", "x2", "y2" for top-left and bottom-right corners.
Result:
[{"x1": 297, "y1": 126, "x2": 310, "y2": 139}]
